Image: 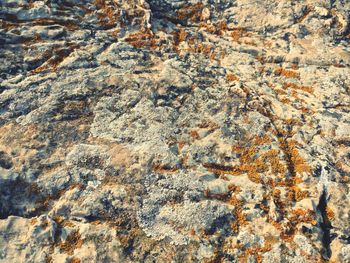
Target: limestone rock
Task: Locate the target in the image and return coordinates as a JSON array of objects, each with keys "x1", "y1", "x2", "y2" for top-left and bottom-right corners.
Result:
[{"x1": 1, "y1": 0, "x2": 350, "y2": 262}]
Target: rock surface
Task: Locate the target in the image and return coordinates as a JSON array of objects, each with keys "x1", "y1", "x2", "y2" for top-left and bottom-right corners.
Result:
[{"x1": 1, "y1": 0, "x2": 350, "y2": 262}]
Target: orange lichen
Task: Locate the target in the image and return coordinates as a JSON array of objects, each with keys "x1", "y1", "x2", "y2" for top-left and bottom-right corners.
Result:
[
  {"x1": 205, "y1": 190, "x2": 231, "y2": 202},
  {"x1": 280, "y1": 228, "x2": 296, "y2": 242},
  {"x1": 33, "y1": 45, "x2": 78, "y2": 73},
  {"x1": 270, "y1": 157, "x2": 286, "y2": 175},
  {"x1": 209, "y1": 52, "x2": 218, "y2": 61},
  {"x1": 230, "y1": 27, "x2": 251, "y2": 43},
  {"x1": 203, "y1": 163, "x2": 240, "y2": 176},
  {"x1": 178, "y1": 141, "x2": 186, "y2": 151},
  {"x1": 229, "y1": 196, "x2": 247, "y2": 233},
  {"x1": 53, "y1": 216, "x2": 65, "y2": 225},
  {"x1": 190, "y1": 43, "x2": 213, "y2": 55},
  {"x1": 199, "y1": 21, "x2": 227, "y2": 35},
  {"x1": 67, "y1": 258, "x2": 81, "y2": 263},
  {"x1": 59, "y1": 230, "x2": 83, "y2": 255},
  {"x1": 264, "y1": 40, "x2": 273, "y2": 48},
  {"x1": 180, "y1": 154, "x2": 190, "y2": 168},
  {"x1": 296, "y1": 5, "x2": 312, "y2": 23},
  {"x1": 283, "y1": 208, "x2": 317, "y2": 242},
  {"x1": 218, "y1": 21, "x2": 228, "y2": 32},
  {"x1": 152, "y1": 163, "x2": 178, "y2": 173},
  {"x1": 29, "y1": 182, "x2": 41, "y2": 195},
  {"x1": 125, "y1": 31, "x2": 160, "y2": 49},
  {"x1": 62, "y1": 220, "x2": 75, "y2": 228},
  {"x1": 280, "y1": 97, "x2": 291, "y2": 104},
  {"x1": 286, "y1": 186, "x2": 309, "y2": 202},
  {"x1": 176, "y1": 3, "x2": 204, "y2": 23},
  {"x1": 199, "y1": 23, "x2": 216, "y2": 34},
  {"x1": 187, "y1": 36, "x2": 195, "y2": 45},
  {"x1": 271, "y1": 220, "x2": 282, "y2": 230},
  {"x1": 276, "y1": 138, "x2": 312, "y2": 176},
  {"x1": 203, "y1": 123, "x2": 313, "y2": 244},
  {"x1": 291, "y1": 63, "x2": 299, "y2": 70},
  {"x1": 239, "y1": 146, "x2": 258, "y2": 164},
  {"x1": 63, "y1": 21, "x2": 81, "y2": 31},
  {"x1": 28, "y1": 18, "x2": 80, "y2": 31},
  {"x1": 32, "y1": 65, "x2": 50, "y2": 73},
  {"x1": 326, "y1": 207, "x2": 335, "y2": 221},
  {"x1": 231, "y1": 143, "x2": 242, "y2": 152},
  {"x1": 247, "y1": 172, "x2": 261, "y2": 183},
  {"x1": 180, "y1": 32, "x2": 216, "y2": 56},
  {"x1": 241, "y1": 38, "x2": 257, "y2": 46},
  {"x1": 274, "y1": 68, "x2": 300, "y2": 79},
  {"x1": 287, "y1": 142, "x2": 312, "y2": 174},
  {"x1": 22, "y1": 33, "x2": 42, "y2": 46},
  {"x1": 91, "y1": 220, "x2": 102, "y2": 225},
  {"x1": 253, "y1": 135, "x2": 272, "y2": 145},
  {"x1": 300, "y1": 106, "x2": 313, "y2": 114},
  {"x1": 30, "y1": 218, "x2": 38, "y2": 225},
  {"x1": 36, "y1": 183, "x2": 83, "y2": 211},
  {"x1": 291, "y1": 208, "x2": 316, "y2": 225},
  {"x1": 285, "y1": 118, "x2": 302, "y2": 126},
  {"x1": 256, "y1": 55, "x2": 266, "y2": 64},
  {"x1": 237, "y1": 239, "x2": 274, "y2": 263},
  {"x1": 189, "y1": 229, "x2": 196, "y2": 236},
  {"x1": 228, "y1": 195, "x2": 241, "y2": 207},
  {"x1": 94, "y1": 0, "x2": 121, "y2": 26},
  {"x1": 226, "y1": 73, "x2": 239, "y2": 82},
  {"x1": 173, "y1": 29, "x2": 187, "y2": 46},
  {"x1": 94, "y1": 0, "x2": 105, "y2": 7},
  {"x1": 261, "y1": 149, "x2": 287, "y2": 175},
  {"x1": 110, "y1": 29, "x2": 120, "y2": 38},
  {"x1": 283, "y1": 82, "x2": 314, "y2": 94},
  {"x1": 198, "y1": 119, "x2": 219, "y2": 131},
  {"x1": 207, "y1": 139, "x2": 288, "y2": 182},
  {"x1": 228, "y1": 184, "x2": 241, "y2": 193},
  {"x1": 190, "y1": 130, "x2": 200, "y2": 140}
]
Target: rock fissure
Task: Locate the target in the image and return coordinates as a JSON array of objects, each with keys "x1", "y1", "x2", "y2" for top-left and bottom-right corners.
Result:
[{"x1": 316, "y1": 189, "x2": 333, "y2": 260}]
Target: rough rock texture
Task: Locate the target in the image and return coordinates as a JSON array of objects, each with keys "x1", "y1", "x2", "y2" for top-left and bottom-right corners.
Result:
[{"x1": 1, "y1": 0, "x2": 350, "y2": 262}]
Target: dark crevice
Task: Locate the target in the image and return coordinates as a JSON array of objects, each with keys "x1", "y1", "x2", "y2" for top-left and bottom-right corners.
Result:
[
  {"x1": 316, "y1": 189, "x2": 332, "y2": 260},
  {"x1": 340, "y1": 235, "x2": 350, "y2": 244},
  {"x1": 0, "y1": 177, "x2": 44, "y2": 219},
  {"x1": 0, "y1": 151, "x2": 13, "y2": 169}
]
